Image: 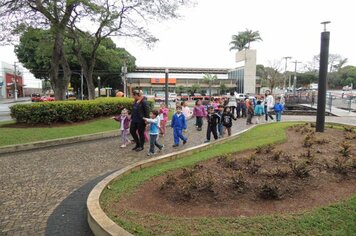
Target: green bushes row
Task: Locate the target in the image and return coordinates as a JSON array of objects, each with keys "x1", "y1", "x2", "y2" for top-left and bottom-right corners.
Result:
[{"x1": 10, "y1": 98, "x2": 154, "y2": 125}]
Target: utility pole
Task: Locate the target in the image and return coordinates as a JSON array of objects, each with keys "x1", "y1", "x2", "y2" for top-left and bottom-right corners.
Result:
[
  {"x1": 283, "y1": 56, "x2": 292, "y2": 92},
  {"x1": 316, "y1": 21, "x2": 331, "y2": 132},
  {"x1": 165, "y1": 68, "x2": 169, "y2": 107},
  {"x1": 291, "y1": 60, "x2": 302, "y2": 95},
  {"x1": 80, "y1": 68, "x2": 84, "y2": 100},
  {"x1": 122, "y1": 64, "x2": 127, "y2": 97},
  {"x1": 13, "y1": 62, "x2": 18, "y2": 101}
]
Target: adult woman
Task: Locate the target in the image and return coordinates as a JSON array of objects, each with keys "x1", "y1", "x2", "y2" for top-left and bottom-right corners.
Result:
[
  {"x1": 227, "y1": 91, "x2": 237, "y2": 117},
  {"x1": 130, "y1": 90, "x2": 150, "y2": 152},
  {"x1": 264, "y1": 90, "x2": 274, "y2": 121}
]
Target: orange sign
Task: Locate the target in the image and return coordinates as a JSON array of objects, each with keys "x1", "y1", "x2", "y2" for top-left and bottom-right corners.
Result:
[{"x1": 151, "y1": 78, "x2": 176, "y2": 85}]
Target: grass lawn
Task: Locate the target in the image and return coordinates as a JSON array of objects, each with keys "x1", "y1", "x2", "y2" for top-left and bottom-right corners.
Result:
[
  {"x1": 101, "y1": 122, "x2": 356, "y2": 235},
  {"x1": 0, "y1": 118, "x2": 118, "y2": 147}
]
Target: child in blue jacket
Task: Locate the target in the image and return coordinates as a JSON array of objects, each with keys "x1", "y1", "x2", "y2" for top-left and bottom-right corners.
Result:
[
  {"x1": 273, "y1": 98, "x2": 284, "y2": 122},
  {"x1": 254, "y1": 100, "x2": 265, "y2": 124},
  {"x1": 171, "y1": 106, "x2": 188, "y2": 147},
  {"x1": 143, "y1": 110, "x2": 163, "y2": 156}
]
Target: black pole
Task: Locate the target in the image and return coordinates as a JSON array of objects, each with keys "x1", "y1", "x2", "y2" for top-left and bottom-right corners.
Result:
[
  {"x1": 165, "y1": 68, "x2": 169, "y2": 107},
  {"x1": 316, "y1": 28, "x2": 330, "y2": 132}
]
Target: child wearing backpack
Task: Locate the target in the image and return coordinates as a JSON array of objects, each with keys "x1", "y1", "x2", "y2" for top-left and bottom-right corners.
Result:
[
  {"x1": 193, "y1": 99, "x2": 207, "y2": 131},
  {"x1": 254, "y1": 100, "x2": 265, "y2": 124},
  {"x1": 273, "y1": 98, "x2": 284, "y2": 122},
  {"x1": 222, "y1": 106, "x2": 236, "y2": 136}
]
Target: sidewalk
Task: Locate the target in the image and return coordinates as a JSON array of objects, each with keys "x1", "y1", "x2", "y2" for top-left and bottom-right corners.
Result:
[
  {"x1": 300, "y1": 103, "x2": 356, "y2": 117},
  {"x1": 0, "y1": 97, "x2": 30, "y2": 104}
]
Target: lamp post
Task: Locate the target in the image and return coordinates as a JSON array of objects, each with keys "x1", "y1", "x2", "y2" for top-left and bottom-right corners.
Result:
[
  {"x1": 316, "y1": 21, "x2": 331, "y2": 132},
  {"x1": 98, "y1": 76, "x2": 101, "y2": 97},
  {"x1": 121, "y1": 64, "x2": 127, "y2": 97},
  {"x1": 80, "y1": 68, "x2": 84, "y2": 100},
  {"x1": 13, "y1": 62, "x2": 18, "y2": 101},
  {"x1": 291, "y1": 60, "x2": 302, "y2": 95},
  {"x1": 165, "y1": 68, "x2": 169, "y2": 107},
  {"x1": 282, "y1": 56, "x2": 292, "y2": 92}
]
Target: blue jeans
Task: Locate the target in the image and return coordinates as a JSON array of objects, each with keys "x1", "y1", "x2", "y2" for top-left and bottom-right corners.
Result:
[
  {"x1": 275, "y1": 111, "x2": 282, "y2": 121},
  {"x1": 173, "y1": 127, "x2": 187, "y2": 145},
  {"x1": 218, "y1": 124, "x2": 224, "y2": 137},
  {"x1": 149, "y1": 134, "x2": 163, "y2": 153}
]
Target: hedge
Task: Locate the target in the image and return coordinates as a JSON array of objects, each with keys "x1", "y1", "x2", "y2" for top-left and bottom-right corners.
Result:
[{"x1": 10, "y1": 98, "x2": 154, "y2": 125}]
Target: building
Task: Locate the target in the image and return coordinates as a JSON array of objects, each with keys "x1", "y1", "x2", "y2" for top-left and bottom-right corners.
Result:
[
  {"x1": 125, "y1": 50, "x2": 258, "y2": 96},
  {"x1": 126, "y1": 67, "x2": 233, "y2": 95},
  {"x1": 0, "y1": 62, "x2": 24, "y2": 99}
]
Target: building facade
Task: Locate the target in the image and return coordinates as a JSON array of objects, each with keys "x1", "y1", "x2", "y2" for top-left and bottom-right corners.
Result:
[
  {"x1": 126, "y1": 67, "x2": 235, "y2": 95},
  {"x1": 0, "y1": 62, "x2": 24, "y2": 99},
  {"x1": 125, "y1": 50, "x2": 258, "y2": 96}
]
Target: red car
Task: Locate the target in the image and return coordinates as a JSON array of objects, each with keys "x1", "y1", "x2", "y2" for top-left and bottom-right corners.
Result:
[
  {"x1": 31, "y1": 93, "x2": 41, "y2": 102},
  {"x1": 39, "y1": 96, "x2": 55, "y2": 102}
]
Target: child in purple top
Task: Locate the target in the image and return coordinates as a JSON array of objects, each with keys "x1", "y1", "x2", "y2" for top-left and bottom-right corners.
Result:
[
  {"x1": 193, "y1": 99, "x2": 207, "y2": 131},
  {"x1": 113, "y1": 108, "x2": 131, "y2": 148}
]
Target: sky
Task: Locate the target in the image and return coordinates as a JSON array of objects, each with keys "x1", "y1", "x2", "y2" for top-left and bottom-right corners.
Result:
[{"x1": 1, "y1": 0, "x2": 355, "y2": 87}]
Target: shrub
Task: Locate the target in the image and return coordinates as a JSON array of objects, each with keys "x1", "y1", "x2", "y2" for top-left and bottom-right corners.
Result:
[
  {"x1": 258, "y1": 182, "x2": 282, "y2": 200},
  {"x1": 10, "y1": 98, "x2": 154, "y2": 125},
  {"x1": 340, "y1": 141, "x2": 351, "y2": 157},
  {"x1": 290, "y1": 160, "x2": 314, "y2": 178},
  {"x1": 217, "y1": 155, "x2": 240, "y2": 170},
  {"x1": 231, "y1": 171, "x2": 247, "y2": 192}
]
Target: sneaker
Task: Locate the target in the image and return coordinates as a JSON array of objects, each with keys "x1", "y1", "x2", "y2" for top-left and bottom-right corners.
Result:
[
  {"x1": 147, "y1": 152, "x2": 154, "y2": 156},
  {"x1": 159, "y1": 145, "x2": 164, "y2": 151},
  {"x1": 120, "y1": 144, "x2": 126, "y2": 148},
  {"x1": 204, "y1": 140, "x2": 210, "y2": 143},
  {"x1": 172, "y1": 144, "x2": 179, "y2": 147},
  {"x1": 183, "y1": 140, "x2": 187, "y2": 145},
  {"x1": 135, "y1": 147, "x2": 144, "y2": 152},
  {"x1": 132, "y1": 146, "x2": 139, "y2": 151}
]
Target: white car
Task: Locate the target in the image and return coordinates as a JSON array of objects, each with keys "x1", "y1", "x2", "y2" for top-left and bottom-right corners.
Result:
[{"x1": 169, "y1": 93, "x2": 177, "y2": 102}]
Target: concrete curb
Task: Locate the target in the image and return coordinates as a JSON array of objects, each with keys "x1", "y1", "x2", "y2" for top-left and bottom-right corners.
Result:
[
  {"x1": 86, "y1": 125, "x2": 256, "y2": 236},
  {"x1": 0, "y1": 131, "x2": 118, "y2": 155}
]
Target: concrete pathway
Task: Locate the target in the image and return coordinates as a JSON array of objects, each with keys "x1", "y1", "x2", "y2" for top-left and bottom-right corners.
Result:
[{"x1": 0, "y1": 115, "x2": 354, "y2": 236}]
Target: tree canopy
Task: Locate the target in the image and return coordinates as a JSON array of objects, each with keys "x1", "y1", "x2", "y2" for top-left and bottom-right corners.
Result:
[{"x1": 229, "y1": 29, "x2": 262, "y2": 51}]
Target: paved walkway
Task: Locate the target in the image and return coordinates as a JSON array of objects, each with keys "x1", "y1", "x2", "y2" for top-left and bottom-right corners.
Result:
[{"x1": 0, "y1": 116, "x2": 355, "y2": 236}]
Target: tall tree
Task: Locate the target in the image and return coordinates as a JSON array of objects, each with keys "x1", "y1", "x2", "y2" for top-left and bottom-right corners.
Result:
[
  {"x1": 203, "y1": 74, "x2": 217, "y2": 98},
  {"x1": 0, "y1": 0, "x2": 82, "y2": 100},
  {"x1": 229, "y1": 29, "x2": 262, "y2": 51}
]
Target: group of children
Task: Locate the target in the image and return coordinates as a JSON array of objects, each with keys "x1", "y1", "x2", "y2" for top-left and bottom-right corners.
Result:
[{"x1": 113, "y1": 95, "x2": 284, "y2": 156}]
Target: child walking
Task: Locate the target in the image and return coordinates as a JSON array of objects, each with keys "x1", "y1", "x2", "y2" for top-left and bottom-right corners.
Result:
[
  {"x1": 159, "y1": 103, "x2": 169, "y2": 136},
  {"x1": 273, "y1": 98, "x2": 284, "y2": 122},
  {"x1": 113, "y1": 108, "x2": 131, "y2": 148},
  {"x1": 143, "y1": 110, "x2": 164, "y2": 156},
  {"x1": 217, "y1": 104, "x2": 224, "y2": 138},
  {"x1": 205, "y1": 106, "x2": 220, "y2": 143},
  {"x1": 254, "y1": 100, "x2": 265, "y2": 124},
  {"x1": 171, "y1": 106, "x2": 188, "y2": 147},
  {"x1": 222, "y1": 106, "x2": 236, "y2": 136},
  {"x1": 181, "y1": 101, "x2": 192, "y2": 120},
  {"x1": 246, "y1": 100, "x2": 254, "y2": 125},
  {"x1": 193, "y1": 99, "x2": 207, "y2": 131}
]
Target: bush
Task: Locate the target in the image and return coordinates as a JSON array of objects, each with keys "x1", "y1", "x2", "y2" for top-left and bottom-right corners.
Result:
[{"x1": 10, "y1": 98, "x2": 154, "y2": 125}]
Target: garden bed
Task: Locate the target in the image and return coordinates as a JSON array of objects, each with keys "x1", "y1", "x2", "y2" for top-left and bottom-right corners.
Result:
[{"x1": 101, "y1": 123, "x2": 356, "y2": 235}]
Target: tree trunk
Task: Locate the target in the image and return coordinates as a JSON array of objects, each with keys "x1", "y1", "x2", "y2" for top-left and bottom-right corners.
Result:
[{"x1": 51, "y1": 29, "x2": 71, "y2": 100}]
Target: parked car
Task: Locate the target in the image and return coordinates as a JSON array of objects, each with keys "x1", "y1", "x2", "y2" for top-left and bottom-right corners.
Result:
[
  {"x1": 39, "y1": 96, "x2": 55, "y2": 102},
  {"x1": 169, "y1": 93, "x2": 177, "y2": 102},
  {"x1": 31, "y1": 93, "x2": 41, "y2": 102},
  {"x1": 179, "y1": 93, "x2": 190, "y2": 101},
  {"x1": 191, "y1": 93, "x2": 203, "y2": 100}
]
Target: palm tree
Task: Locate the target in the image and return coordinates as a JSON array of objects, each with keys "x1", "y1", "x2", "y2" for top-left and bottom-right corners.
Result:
[
  {"x1": 203, "y1": 74, "x2": 218, "y2": 99},
  {"x1": 229, "y1": 29, "x2": 262, "y2": 51}
]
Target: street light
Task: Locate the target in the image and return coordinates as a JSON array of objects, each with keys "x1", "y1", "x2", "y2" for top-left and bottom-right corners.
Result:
[
  {"x1": 121, "y1": 64, "x2": 127, "y2": 97},
  {"x1": 13, "y1": 62, "x2": 18, "y2": 101},
  {"x1": 98, "y1": 76, "x2": 101, "y2": 97},
  {"x1": 282, "y1": 56, "x2": 292, "y2": 92},
  {"x1": 291, "y1": 60, "x2": 302, "y2": 95},
  {"x1": 165, "y1": 68, "x2": 169, "y2": 107}
]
